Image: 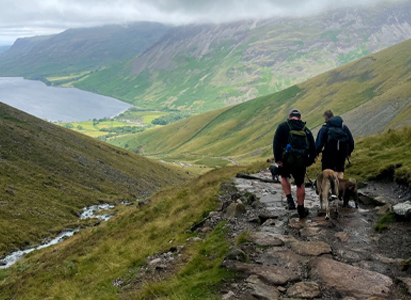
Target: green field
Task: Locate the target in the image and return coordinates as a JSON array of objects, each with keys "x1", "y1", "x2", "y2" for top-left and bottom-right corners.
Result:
[{"x1": 108, "y1": 39, "x2": 411, "y2": 167}]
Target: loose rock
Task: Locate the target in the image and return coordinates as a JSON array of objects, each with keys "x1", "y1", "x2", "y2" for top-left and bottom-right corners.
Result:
[
  {"x1": 248, "y1": 232, "x2": 284, "y2": 247},
  {"x1": 221, "y1": 260, "x2": 300, "y2": 285},
  {"x1": 286, "y1": 282, "x2": 321, "y2": 299},
  {"x1": 225, "y1": 246, "x2": 248, "y2": 262},
  {"x1": 396, "y1": 277, "x2": 411, "y2": 294},
  {"x1": 246, "y1": 275, "x2": 280, "y2": 300},
  {"x1": 290, "y1": 240, "x2": 332, "y2": 256},
  {"x1": 393, "y1": 201, "x2": 411, "y2": 218},
  {"x1": 225, "y1": 203, "x2": 246, "y2": 219}
]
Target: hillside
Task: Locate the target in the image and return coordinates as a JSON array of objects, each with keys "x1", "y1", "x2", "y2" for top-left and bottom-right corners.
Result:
[
  {"x1": 0, "y1": 22, "x2": 169, "y2": 79},
  {"x1": 110, "y1": 38, "x2": 411, "y2": 166},
  {"x1": 0, "y1": 46, "x2": 10, "y2": 54},
  {"x1": 75, "y1": 1, "x2": 411, "y2": 112},
  {"x1": 1, "y1": 126, "x2": 411, "y2": 299},
  {"x1": 0, "y1": 102, "x2": 190, "y2": 255}
]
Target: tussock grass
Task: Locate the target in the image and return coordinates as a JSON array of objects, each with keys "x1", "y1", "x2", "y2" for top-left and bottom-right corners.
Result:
[{"x1": 0, "y1": 161, "x2": 267, "y2": 300}]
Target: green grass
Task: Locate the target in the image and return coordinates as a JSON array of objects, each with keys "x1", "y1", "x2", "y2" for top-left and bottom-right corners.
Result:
[
  {"x1": 108, "y1": 38, "x2": 411, "y2": 167},
  {"x1": 0, "y1": 161, "x2": 267, "y2": 300},
  {"x1": 374, "y1": 212, "x2": 397, "y2": 233},
  {"x1": 0, "y1": 102, "x2": 191, "y2": 255}
]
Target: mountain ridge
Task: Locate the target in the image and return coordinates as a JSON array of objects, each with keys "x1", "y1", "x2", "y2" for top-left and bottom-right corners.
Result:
[{"x1": 74, "y1": 1, "x2": 411, "y2": 112}]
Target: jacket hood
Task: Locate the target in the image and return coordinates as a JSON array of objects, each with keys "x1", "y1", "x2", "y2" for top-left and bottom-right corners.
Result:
[
  {"x1": 287, "y1": 118, "x2": 306, "y2": 130},
  {"x1": 327, "y1": 116, "x2": 343, "y2": 127}
]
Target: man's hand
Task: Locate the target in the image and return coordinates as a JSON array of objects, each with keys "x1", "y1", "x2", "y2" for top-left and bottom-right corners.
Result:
[{"x1": 276, "y1": 161, "x2": 283, "y2": 167}]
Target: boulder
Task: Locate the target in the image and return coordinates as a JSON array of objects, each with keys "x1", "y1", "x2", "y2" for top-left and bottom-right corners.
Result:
[
  {"x1": 248, "y1": 232, "x2": 285, "y2": 247},
  {"x1": 221, "y1": 260, "x2": 300, "y2": 285},
  {"x1": 290, "y1": 240, "x2": 332, "y2": 256},
  {"x1": 309, "y1": 257, "x2": 393, "y2": 299},
  {"x1": 376, "y1": 204, "x2": 392, "y2": 215},
  {"x1": 225, "y1": 203, "x2": 246, "y2": 219},
  {"x1": 393, "y1": 201, "x2": 411, "y2": 218},
  {"x1": 225, "y1": 246, "x2": 248, "y2": 262},
  {"x1": 286, "y1": 282, "x2": 321, "y2": 299},
  {"x1": 246, "y1": 275, "x2": 280, "y2": 300},
  {"x1": 373, "y1": 196, "x2": 388, "y2": 206}
]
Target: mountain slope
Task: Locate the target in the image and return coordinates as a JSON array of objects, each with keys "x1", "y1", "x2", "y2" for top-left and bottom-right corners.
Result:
[
  {"x1": 0, "y1": 102, "x2": 190, "y2": 255},
  {"x1": 0, "y1": 22, "x2": 169, "y2": 78},
  {"x1": 75, "y1": 1, "x2": 411, "y2": 112},
  {"x1": 110, "y1": 38, "x2": 411, "y2": 165},
  {"x1": 2, "y1": 125, "x2": 411, "y2": 299}
]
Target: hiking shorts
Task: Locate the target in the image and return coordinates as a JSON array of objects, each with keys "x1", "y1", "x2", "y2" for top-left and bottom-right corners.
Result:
[
  {"x1": 278, "y1": 165, "x2": 306, "y2": 187},
  {"x1": 322, "y1": 155, "x2": 346, "y2": 172}
]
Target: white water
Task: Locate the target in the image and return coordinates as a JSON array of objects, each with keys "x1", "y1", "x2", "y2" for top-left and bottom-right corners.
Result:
[{"x1": 0, "y1": 203, "x2": 115, "y2": 269}]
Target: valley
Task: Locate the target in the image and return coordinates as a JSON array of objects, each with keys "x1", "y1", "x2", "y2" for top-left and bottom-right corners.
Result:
[
  {"x1": 109, "y1": 38, "x2": 411, "y2": 168},
  {"x1": 0, "y1": 1, "x2": 411, "y2": 299}
]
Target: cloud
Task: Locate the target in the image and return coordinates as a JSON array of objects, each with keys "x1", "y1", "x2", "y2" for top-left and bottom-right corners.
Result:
[{"x1": 0, "y1": 0, "x2": 405, "y2": 45}]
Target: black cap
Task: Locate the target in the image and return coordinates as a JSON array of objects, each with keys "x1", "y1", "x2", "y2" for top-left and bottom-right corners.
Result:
[{"x1": 289, "y1": 109, "x2": 301, "y2": 118}]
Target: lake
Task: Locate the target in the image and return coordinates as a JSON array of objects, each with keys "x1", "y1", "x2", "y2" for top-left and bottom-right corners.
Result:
[{"x1": 0, "y1": 77, "x2": 132, "y2": 122}]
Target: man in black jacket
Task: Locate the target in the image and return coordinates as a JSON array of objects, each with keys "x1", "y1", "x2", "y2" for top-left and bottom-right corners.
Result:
[
  {"x1": 316, "y1": 110, "x2": 354, "y2": 179},
  {"x1": 273, "y1": 109, "x2": 316, "y2": 219}
]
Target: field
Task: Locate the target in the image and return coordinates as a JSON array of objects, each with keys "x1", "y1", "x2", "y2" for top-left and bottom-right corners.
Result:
[{"x1": 58, "y1": 110, "x2": 174, "y2": 139}]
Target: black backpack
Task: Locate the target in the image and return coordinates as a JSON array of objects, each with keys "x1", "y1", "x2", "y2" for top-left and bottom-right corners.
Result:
[
  {"x1": 326, "y1": 126, "x2": 349, "y2": 155},
  {"x1": 282, "y1": 120, "x2": 310, "y2": 168}
]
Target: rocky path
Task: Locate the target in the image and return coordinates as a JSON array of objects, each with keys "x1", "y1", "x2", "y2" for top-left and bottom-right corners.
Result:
[{"x1": 210, "y1": 169, "x2": 411, "y2": 300}]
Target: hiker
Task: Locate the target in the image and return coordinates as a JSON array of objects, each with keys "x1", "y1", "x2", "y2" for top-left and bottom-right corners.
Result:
[
  {"x1": 273, "y1": 109, "x2": 316, "y2": 218},
  {"x1": 316, "y1": 110, "x2": 354, "y2": 180}
]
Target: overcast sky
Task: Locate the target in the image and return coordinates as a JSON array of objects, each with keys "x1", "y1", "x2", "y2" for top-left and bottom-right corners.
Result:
[{"x1": 0, "y1": 0, "x2": 405, "y2": 45}]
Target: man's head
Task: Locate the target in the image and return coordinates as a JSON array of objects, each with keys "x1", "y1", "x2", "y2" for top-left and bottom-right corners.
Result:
[
  {"x1": 323, "y1": 110, "x2": 334, "y2": 121},
  {"x1": 289, "y1": 109, "x2": 301, "y2": 120}
]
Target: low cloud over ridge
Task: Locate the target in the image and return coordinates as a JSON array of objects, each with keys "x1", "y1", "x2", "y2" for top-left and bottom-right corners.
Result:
[{"x1": 0, "y1": 0, "x2": 405, "y2": 45}]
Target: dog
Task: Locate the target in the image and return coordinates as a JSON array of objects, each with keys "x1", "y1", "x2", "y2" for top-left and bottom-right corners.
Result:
[
  {"x1": 338, "y1": 178, "x2": 359, "y2": 208},
  {"x1": 316, "y1": 169, "x2": 339, "y2": 220},
  {"x1": 269, "y1": 164, "x2": 280, "y2": 183}
]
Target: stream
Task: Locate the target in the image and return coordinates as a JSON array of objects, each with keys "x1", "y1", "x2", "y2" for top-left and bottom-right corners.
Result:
[{"x1": 0, "y1": 203, "x2": 115, "y2": 269}]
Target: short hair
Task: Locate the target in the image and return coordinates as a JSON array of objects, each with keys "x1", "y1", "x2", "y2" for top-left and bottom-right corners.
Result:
[
  {"x1": 289, "y1": 109, "x2": 301, "y2": 118},
  {"x1": 323, "y1": 110, "x2": 334, "y2": 119}
]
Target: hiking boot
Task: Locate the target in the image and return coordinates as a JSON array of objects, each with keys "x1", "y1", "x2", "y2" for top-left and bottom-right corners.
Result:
[
  {"x1": 298, "y1": 205, "x2": 309, "y2": 219},
  {"x1": 287, "y1": 198, "x2": 296, "y2": 210},
  {"x1": 329, "y1": 194, "x2": 338, "y2": 202}
]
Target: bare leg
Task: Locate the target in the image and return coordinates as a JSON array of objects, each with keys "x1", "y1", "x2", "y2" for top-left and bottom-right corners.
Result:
[
  {"x1": 281, "y1": 177, "x2": 291, "y2": 195},
  {"x1": 296, "y1": 185, "x2": 305, "y2": 206},
  {"x1": 336, "y1": 172, "x2": 344, "y2": 180}
]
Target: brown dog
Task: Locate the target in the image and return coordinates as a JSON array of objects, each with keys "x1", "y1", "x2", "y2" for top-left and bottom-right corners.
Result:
[
  {"x1": 338, "y1": 178, "x2": 359, "y2": 208},
  {"x1": 316, "y1": 169, "x2": 339, "y2": 220}
]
